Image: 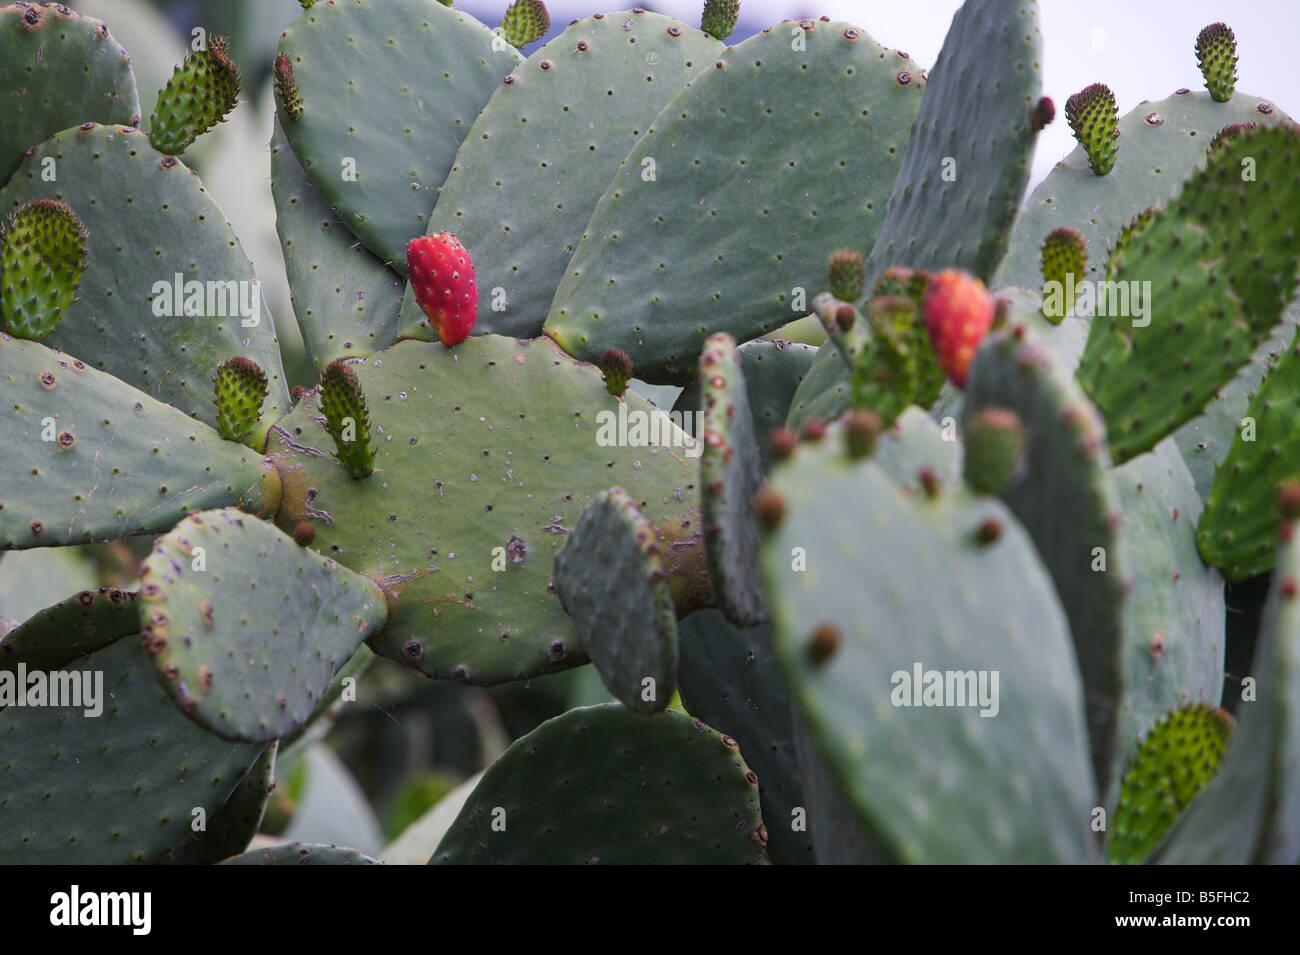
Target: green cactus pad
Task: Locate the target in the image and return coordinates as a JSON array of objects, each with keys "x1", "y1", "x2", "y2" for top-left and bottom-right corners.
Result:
[
  {"x1": 553, "y1": 489, "x2": 678, "y2": 713},
  {"x1": 0, "y1": 3, "x2": 139, "y2": 183},
  {"x1": 1064, "y1": 83, "x2": 1119, "y2": 176},
  {"x1": 1039, "y1": 227, "x2": 1087, "y2": 324},
  {"x1": 148, "y1": 34, "x2": 241, "y2": 156},
  {"x1": 0, "y1": 633, "x2": 264, "y2": 863},
  {"x1": 872, "y1": 405, "x2": 962, "y2": 495},
  {"x1": 1197, "y1": 335, "x2": 1300, "y2": 579},
  {"x1": 1076, "y1": 123, "x2": 1300, "y2": 465},
  {"x1": 700, "y1": 0, "x2": 739, "y2": 42},
  {"x1": 0, "y1": 336, "x2": 278, "y2": 548},
  {"x1": 319, "y1": 359, "x2": 377, "y2": 480},
  {"x1": 673, "y1": 338, "x2": 818, "y2": 474},
  {"x1": 963, "y1": 322, "x2": 1128, "y2": 795},
  {"x1": 544, "y1": 20, "x2": 923, "y2": 383},
  {"x1": 1174, "y1": 307, "x2": 1296, "y2": 501},
  {"x1": 793, "y1": 715, "x2": 890, "y2": 863},
  {"x1": 212, "y1": 356, "x2": 268, "y2": 445},
  {"x1": 995, "y1": 91, "x2": 1290, "y2": 292},
  {"x1": 498, "y1": 0, "x2": 549, "y2": 47},
  {"x1": 431, "y1": 703, "x2": 768, "y2": 863},
  {"x1": 0, "y1": 123, "x2": 290, "y2": 437},
  {"x1": 265, "y1": 335, "x2": 701, "y2": 686},
  {"x1": 678, "y1": 611, "x2": 814, "y2": 864},
  {"x1": 787, "y1": 0, "x2": 1042, "y2": 427},
  {"x1": 761, "y1": 447, "x2": 1099, "y2": 862},
  {"x1": 139, "y1": 508, "x2": 388, "y2": 743},
  {"x1": 1111, "y1": 439, "x2": 1225, "y2": 796},
  {"x1": 277, "y1": 0, "x2": 522, "y2": 272},
  {"x1": 1196, "y1": 23, "x2": 1237, "y2": 103},
  {"x1": 1109, "y1": 705, "x2": 1233, "y2": 864},
  {"x1": 221, "y1": 842, "x2": 383, "y2": 865},
  {"x1": 158, "y1": 741, "x2": 277, "y2": 864},
  {"x1": 698, "y1": 333, "x2": 766, "y2": 626},
  {"x1": 0, "y1": 199, "x2": 88, "y2": 341},
  {"x1": 398, "y1": 13, "x2": 722, "y2": 342},
  {"x1": 1155, "y1": 518, "x2": 1300, "y2": 863},
  {"x1": 270, "y1": 121, "x2": 403, "y2": 371},
  {"x1": 0, "y1": 586, "x2": 137, "y2": 674}
]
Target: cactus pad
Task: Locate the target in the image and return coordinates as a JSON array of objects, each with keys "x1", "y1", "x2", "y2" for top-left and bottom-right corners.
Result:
[
  {"x1": 0, "y1": 586, "x2": 137, "y2": 674},
  {"x1": 158, "y1": 741, "x2": 277, "y2": 864},
  {"x1": 148, "y1": 35, "x2": 241, "y2": 156},
  {"x1": 430, "y1": 704, "x2": 768, "y2": 863},
  {"x1": 761, "y1": 445, "x2": 1098, "y2": 862},
  {"x1": 544, "y1": 20, "x2": 924, "y2": 382},
  {"x1": 265, "y1": 335, "x2": 701, "y2": 686},
  {"x1": 699, "y1": 333, "x2": 766, "y2": 626},
  {"x1": 553, "y1": 489, "x2": 678, "y2": 713},
  {"x1": 963, "y1": 322, "x2": 1127, "y2": 795},
  {"x1": 1195, "y1": 22, "x2": 1237, "y2": 103},
  {"x1": 1076, "y1": 123, "x2": 1300, "y2": 464},
  {"x1": 0, "y1": 199, "x2": 88, "y2": 341},
  {"x1": 1109, "y1": 705, "x2": 1234, "y2": 864},
  {"x1": 499, "y1": 0, "x2": 549, "y2": 47},
  {"x1": 221, "y1": 842, "x2": 383, "y2": 865},
  {"x1": 0, "y1": 3, "x2": 139, "y2": 183},
  {"x1": 212, "y1": 356, "x2": 268, "y2": 445},
  {"x1": 0, "y1": 633, "x2": 264, "y2": 863},
  {"x1": 277, "y1": 0, "x2": 522, "y2": 271},
  {"x1": 319, "y1": 359, "x2": 377, "y2": 480},
  {"x1": 0, "y1": 123, "x2": 291, "y2": 437},
  {"x1": 1064, "y1": 83, "x2": 1119, "y2": 176},
  {"x1": 139, "y1": 508, "x2": 388, "y2": 743},
  {"x1": 0, "y1": 336, "x2": 278, "y2": 548}
]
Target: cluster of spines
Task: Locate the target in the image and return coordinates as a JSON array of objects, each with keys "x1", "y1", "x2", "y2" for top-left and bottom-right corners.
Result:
[
  {"x1": 1065, "y1": 83, "x2": 1119, "y2": 176},
  {"x1": 701, "y1": 0, "x2": 740, "y2": 43},
  {"x1": 149, "y1": 35, "x2": 241, "y2": 156},
  {"x1": 0, "y1": 199, "x2": 88, "y2": 341},
  {"x1": 319, "y1": 360, "x2": 376, "y2": 480},
  {"x1": 212, "y1": 357, "x2": 269, "y2": 445},
  {"x1": 1196, "y1": 23, "x2": 1237, "y2": 102},
  {"x1": 499, "y1": 1, "x2": 550, "y2": 48}
]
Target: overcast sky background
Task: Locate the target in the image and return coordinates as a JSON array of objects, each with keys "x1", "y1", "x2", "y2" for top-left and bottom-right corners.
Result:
[{"x1": 516, "y1": 0, "x2": 1300, "y2": 192}]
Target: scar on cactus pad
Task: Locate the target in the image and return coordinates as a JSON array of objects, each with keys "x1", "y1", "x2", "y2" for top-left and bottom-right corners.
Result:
[
  {"x1": 406, "y1": 232, "x2": 478, "y2": 347},
  {"x1": 0, "y1": 199, "x2": 87, "y2": 341},
  {"x1": 149, "y1": 35, "x2": 241, "y2": 157},
  {"x1": 1039, "y1": 227, "x2": 1088, "y2": 324},
  {"x1": 319, "y1": 359, "x2": 376, "y2": 480},
  {"x1": 1196, "y1": 22, "x2": 1237, "y2": 102},
  {"x1": 1065, "y1": 83, "x2": 1119, "y2": 176},
  {"x1": 922, "y1": 269, "x2": 996, "y2": 389},
  {"x1": 212, "y1": 357, "x2": 269, "y2": 446}
]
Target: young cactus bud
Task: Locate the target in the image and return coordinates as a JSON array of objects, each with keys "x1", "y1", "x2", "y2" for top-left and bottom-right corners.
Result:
[
  {"x1": 0, "y1": 199, "x2": 87, "y2": 341},
  {"x1": 149, "y1": 35, "x2": 241, "y2": 156},
  {"x1": 212, "y1": 357, "x2": 269, "y2": 444},
  {"x1": 499, "y1": 1, "x2": 550, "y2": 47},
  {"x1": 827, "y1": 250, "x2": 866, "y2": 302},
  {"x1": 1065, "y1": 83, "x2": 1119, "y2": 176},
  {"x1": 962, "y1": 408, "x2": 1026, "y2": 495},
  {"x1": 599, "y1": 349, "x2": 634, "y2": 397},
  {"x1": 871, "y1": 265, "x2": 930, "y2": 304},
  {"x1": 1040, "y1": 227, "x2": 1088, "y2": 324},
  {"x1": 319, "y1": 359, "x2": 376, "y2": 480},
  {"x1": 701, "y1": 0, "x2": 740, "y2": 42},
  {"x1": 274, "y1": 54, "x2": 304, "y2": 121},
  {"x1": 1196, "y1": 23, "x2": 1237, "y2": 103},
  {"x1": 1209, "y1": 122, "x2": 1255, "y2": 157}
]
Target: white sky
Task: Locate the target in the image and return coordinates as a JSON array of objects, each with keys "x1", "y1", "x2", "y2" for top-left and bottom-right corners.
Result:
[{"x1": 530, "y1": 0, "x2": 1300, "y2": 191}]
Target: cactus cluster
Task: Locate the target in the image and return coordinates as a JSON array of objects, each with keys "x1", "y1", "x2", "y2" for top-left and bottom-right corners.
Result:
[{"x1": 0, "y1": 0, "x2": 1297, "y2": 868}]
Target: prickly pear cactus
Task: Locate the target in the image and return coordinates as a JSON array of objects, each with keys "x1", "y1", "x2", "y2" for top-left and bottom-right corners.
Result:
[{"x1": 0, "y1": 0, "x2": 1295, "y2": 869}]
